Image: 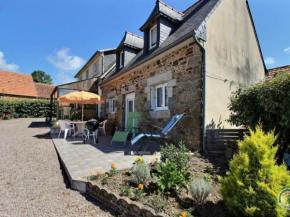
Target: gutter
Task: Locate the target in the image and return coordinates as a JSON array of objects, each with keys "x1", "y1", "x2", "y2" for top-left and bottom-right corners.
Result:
[{"x1": 193, "y1": 32, "x2": 208, "y2": 154}]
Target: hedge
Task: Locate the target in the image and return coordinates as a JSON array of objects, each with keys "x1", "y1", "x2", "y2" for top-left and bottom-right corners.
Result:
[{"x1": 0, "y1": 99, "x2": 56, "y2": 119}]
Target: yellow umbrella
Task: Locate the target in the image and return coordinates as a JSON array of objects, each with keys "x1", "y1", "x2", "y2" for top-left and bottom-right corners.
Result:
[{"x1": 58, "y1": 91, "x2": 105, "y2": 121}]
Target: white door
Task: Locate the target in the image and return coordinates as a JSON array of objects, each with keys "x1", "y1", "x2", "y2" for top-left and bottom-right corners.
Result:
[{"x1": 125, "y1": 92, "x2": 135, "y2": 128}]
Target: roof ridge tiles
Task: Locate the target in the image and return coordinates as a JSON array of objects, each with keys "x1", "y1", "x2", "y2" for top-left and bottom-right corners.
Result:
[
  {"x1": 125, "y1": 31, "x2": 144, "y2": 39},
  {"x1": 156, "y1": 0, "x2": 184, "y2": 15},
  {"x1": 182, "y1": 0, "x2": 202, "y2": 14}
]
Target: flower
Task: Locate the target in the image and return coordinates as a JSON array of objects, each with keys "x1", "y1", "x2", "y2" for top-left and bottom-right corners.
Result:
[
  {"x1": 188, "y1": 150, "x2": 192, "y2": 153},
  {"x1": 89, "y1": 171, "x2": 93, "y2": 175},
  {"x1": 138, "y1": 184, "x2": 144, "y2": 190},
  {"x1": 111, "y1": 163, "x2": 115, "y2": 169},
  {"x1": 181, "y1": 211, "x2": 186, "y2": 217},
  {"x1": 135, "y1": 157, "x2": 144, "y2": 163},
  {"x1": 126, "y1": 182, "x2": 129, "y2": 186},
  {"x1": 105, "y1": 173, "x2": 109, "y2": 178},
  {"x1": 97, "y1": 171, "x2": 101, "y2": 175}
]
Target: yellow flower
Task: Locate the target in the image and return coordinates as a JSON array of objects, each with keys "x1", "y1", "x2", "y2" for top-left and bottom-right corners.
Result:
[
  {"x1": 111, "y1": 163, "x2": 115, "y2": 169},
  {"x1": 105, "y1": 173, "x2": 109, "y2": 178},
  {"x1": 138, "y1": 184, "x2": 144, "y2": 190},
  {"x1": 97, "y1": 171, "x2": 101, "y2": 175},
  {"x1": 181, "y1": 211, "x2": 186, "y2": 217},
  {"x1": 188, "y1": 150, "x2": 192, "y2": 153},
  {"x1": 89, "y1": 171, "x2": 93, "y2": 175},
  {"x1": 135, "y1": 157, "x2": 144, "y2": 163}
]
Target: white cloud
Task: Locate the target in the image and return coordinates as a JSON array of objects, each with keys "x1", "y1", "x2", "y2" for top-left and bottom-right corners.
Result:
[
  {"x1": 47, "y1": 48, "x2": 85, "y2": 85},
  {"x1": 284, "y1": 47, "x2": 290, "y2": 53},
  {"x1": 0, "y1": 51, "x2": 19, "y2": 71},
  {"x1": 264, "y1": 57, "x2": 275, "y2": 65}
]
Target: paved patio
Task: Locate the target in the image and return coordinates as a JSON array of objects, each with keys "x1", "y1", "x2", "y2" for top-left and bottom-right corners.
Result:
[{"x1": 51, "y1": 131, "x2": 161, "y2": 192}]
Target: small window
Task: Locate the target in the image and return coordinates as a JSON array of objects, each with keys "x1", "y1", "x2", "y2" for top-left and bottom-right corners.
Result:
[
  {"x1": 108, "y1": 98, "x2": 116, "y2": 113},
  {"x1": 150, "y1": 25, "x2": 157, "y2": 49},
  {"x1": 86, "y1": 70, "x2": 89, "y2": 79},
  {"x1": 93, "y1": 63, "x2": 99, "y2": 75},
  {"x1": 120, "y1": 51, "x2": 123, "y2": 67},
  {"x1": 154, "y1": 83, "x2": 168, "y2": 110}
]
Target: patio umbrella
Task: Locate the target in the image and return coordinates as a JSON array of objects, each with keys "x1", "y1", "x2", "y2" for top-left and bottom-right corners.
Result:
[{"x1": 58, "y1": 91, "x2": 105, "y2": 121}]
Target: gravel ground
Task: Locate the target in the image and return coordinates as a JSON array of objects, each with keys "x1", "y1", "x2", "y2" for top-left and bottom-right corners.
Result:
[{"x1": 0, "y1": 118, "x2": 115, "y2": 217}]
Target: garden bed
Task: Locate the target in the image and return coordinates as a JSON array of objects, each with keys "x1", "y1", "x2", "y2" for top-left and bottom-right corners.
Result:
[{"x1": 87, "y1": 152, "x2": 229, "y2": 217}]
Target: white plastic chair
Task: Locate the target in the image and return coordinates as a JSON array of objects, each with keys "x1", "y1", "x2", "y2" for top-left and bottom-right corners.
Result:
[
  {"x1": 83, "y1": 121, "x2": 99, "y2": 144},
  {"x1": 99, "y1": 120, "x2": 107, "y2": 136},
  {"x1": 58, "y1": 120, "x2": 70, "y2": 139},
  {"x1": 64, "y1": 119, "x2": 76, "y2": 137}
]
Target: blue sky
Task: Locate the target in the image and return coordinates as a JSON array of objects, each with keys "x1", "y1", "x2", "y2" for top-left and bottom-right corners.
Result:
[{"x1": 0, "y1": 0, "x2": 289, "y2": 85}]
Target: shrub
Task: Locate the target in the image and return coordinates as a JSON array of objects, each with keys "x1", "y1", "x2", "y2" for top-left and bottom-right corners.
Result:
[
  {"x1": 228, "y1": 74, "x2": 290, "y2": 162},
  {"x1": 219, "y1": 126, "x2": 290, "y2": 217},
  {"x1": 199, "y1": 173, "x2": 212, "y2": 183},
  {"x1": 160, "y1": 141, "x2": 189, "y2": 171},
  {"x1": 205, "y1": 164, "x2": 213, "y2": 173},
  {"x1": 194, "y1": 151, "x2": 201, "y2": 158},
  {"x1": 189, "y1": 177, "x2": 212, "y2": 204},
  {"x1": 153, "y1": 159, "x2": 190, "y2": 193},
  {"x1": 146, "y1": 193, "x2": 168, "y2": 213},
  {"x1": 121, "y1": 183, "x2": 132, "y2": 197},
  {"x1": 132, "y1": 161, "x2": 151, "y2": 184},
  {"x1": 133, "y1": 184, "x2": 144, "y2": 201}
]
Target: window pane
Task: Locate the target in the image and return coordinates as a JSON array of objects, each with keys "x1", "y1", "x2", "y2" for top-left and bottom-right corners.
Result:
[
  {"x1": 165, "y1": 86, "x2": 168, "y2": 106},
  {"x1": 151, "y1": 27, "x2": 157, "y2": 46},
  {"x1": 128, "y1": 100, "x2": 133, "y2": 112},
  {"x1": 156, "y1": 87, "x2": 163, "y2": 107}
]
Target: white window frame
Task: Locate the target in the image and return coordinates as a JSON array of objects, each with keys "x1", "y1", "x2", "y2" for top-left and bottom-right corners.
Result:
[
  {"x1": 154, "y1": 83, "x2": 168, "y2": 110},
  {"x1": 119, "y1": 51, "x2": 123, "y2": 68},
  {"x1": 149, "y1": 25, "x2": 157, "y2": 49},
  {"x1": 108, "y1": 98, "x2": 115, "y2": 114}
]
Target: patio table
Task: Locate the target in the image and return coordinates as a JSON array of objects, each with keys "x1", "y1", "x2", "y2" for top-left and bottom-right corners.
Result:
[{"x1": 65, "y1": 120, "x2": 87, "y2": 137}]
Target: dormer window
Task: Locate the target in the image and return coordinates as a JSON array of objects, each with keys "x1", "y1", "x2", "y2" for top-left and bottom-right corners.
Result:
[
  {"x1": 119, "y1": 51, "x2": 123, "y2": 68},
  {"x1": 149, "y1": 25, "x2": 157, "y2": 49}
]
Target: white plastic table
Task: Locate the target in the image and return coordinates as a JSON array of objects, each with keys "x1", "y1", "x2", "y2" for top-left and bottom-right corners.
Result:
[{"x1": 65, "y1": 121, "x2": 87, "y2": 137}]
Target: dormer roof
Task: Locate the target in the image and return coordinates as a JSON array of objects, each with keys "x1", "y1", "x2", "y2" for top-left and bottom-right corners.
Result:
[
  {"x1": 116, "y1": 31, "x2": 144, "y2": 51},
  {"x1": 140, "y1": 0, "x2": 183, "y2": 31}
]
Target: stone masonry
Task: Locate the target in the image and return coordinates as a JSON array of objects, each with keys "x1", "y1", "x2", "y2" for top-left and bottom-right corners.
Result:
[{"x1": 100, "y1": 42, "x2": 203, "y2": 150}]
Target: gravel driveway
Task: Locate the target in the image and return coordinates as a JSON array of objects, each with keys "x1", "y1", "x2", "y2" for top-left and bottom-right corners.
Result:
[{"x1": 0, "y1": 118, "x2": 114, "y2": 217}]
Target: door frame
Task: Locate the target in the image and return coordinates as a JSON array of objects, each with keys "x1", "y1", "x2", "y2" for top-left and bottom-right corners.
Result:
[{"x1": 125, "y1": 92, "x2": 135, "y2": 128}]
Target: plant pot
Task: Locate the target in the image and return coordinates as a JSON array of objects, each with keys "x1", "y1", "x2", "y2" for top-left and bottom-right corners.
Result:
[
  {"x1": 4, "y1": 117, "x2": 10, "y2": 120},
  {"x1": 225, "y1": 148, "x2": 238, "y2": 160},
  {"x1": 14, "y1": 115, "x2": 19, "y2": 119}
]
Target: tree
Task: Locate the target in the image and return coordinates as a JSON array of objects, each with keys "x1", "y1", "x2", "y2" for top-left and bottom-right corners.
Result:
[
  {"x1": 31, "y1": 70, "x2": 53, "y2": 84},
  {"x1": 219, "y1": 126, "x2": 290, "y2": 217},
  {"x1": 228, "y1": 74, "x2": 290, "y2": 162}
]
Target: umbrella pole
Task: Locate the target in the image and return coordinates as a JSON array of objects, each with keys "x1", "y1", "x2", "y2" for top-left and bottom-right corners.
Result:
[{"x1": 82, "y1": 102, "x2": 84, "y2": 121}]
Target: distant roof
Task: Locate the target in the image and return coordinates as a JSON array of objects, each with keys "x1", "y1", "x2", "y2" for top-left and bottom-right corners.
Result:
[
  {"x1": 266, "y1": 65, "x2": 290, "y2": 81},
  {"x1": 140, "y1": 0, "x2": 183, "y2": 31},
  {"x1": 105, "y1": 0, "x2": 221, "y2": 82},
  {"x1": 117, "y1": 31, "x2": 144, "y2": 51},
  {"x1": 34, "y1": 83, "x2": 56, "y2": 99},
  {"x1": 0, "y1": 70, "x2": 55, "y2": 98},
  {"x1": 74, "y1": 48, "x2": 116, "y2": 78}
]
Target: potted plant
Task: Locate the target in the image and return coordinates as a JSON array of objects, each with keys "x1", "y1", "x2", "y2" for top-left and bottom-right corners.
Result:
[
  {"x1": 51, "y1": 122, "x2": 60, "y2": 134},
  {"x1": 225, "y1": 140, "x2": 238, "y2": 159}
]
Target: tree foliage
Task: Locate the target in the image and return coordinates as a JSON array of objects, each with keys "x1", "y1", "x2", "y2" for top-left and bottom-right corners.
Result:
[
  {"x1": 31, "y1": 70, "x2": 53, "y2": 84},
  {"x1": 228, "y1": 74, "x2": 290, "y2": 161},
  {"x1": 219, "y1": 126, "x2": 290, "y2": 217}
]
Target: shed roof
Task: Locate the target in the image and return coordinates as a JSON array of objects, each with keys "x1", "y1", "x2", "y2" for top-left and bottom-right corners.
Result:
[
  {"x1": 34, "y1": 83, "x2": 56, "y2": 99},
  {"x1": 117, "y1": 31, "x2": 144, "y2": 51}
]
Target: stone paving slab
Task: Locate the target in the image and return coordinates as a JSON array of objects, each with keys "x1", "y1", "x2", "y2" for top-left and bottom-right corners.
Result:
[{"x1": 51, "y1": 132, "x2": 160, "y2": 192}]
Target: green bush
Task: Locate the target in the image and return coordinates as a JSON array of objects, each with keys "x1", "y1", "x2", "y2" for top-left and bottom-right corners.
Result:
[
  {"x1": 132, "y1": 161, "x2": 151, "y2": 184},
  {"x1": 219, "y1": 126, "x2": 290, "y2": 217},
  {"x1": 0, "y1": 99, "x2": 55, "y2": 118},
  {"x1": 160, "y1": 141, "x2": 189, "y2": 172},
  {"x1": 228, "y1": 74, "x2": 290, "y2": 162},
  {"x1": 153, "y1": 159, "x2": 190, "y2": 193},
  {"x1": 145, "y1": 193, "x2": 168, "y2": 213},
  {"x1": 189, "y1": 177, "x2": 212, "y2": 204}
]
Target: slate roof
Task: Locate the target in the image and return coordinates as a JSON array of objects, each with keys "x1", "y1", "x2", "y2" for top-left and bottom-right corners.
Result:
[
  {"x1": 140, "y1": 0, "x2": 184, "y2": 31},
  {"x1": 117, "y1": 31, "x2": 144, "y2": 51},
  {"x1": 0, "y1": 70, "x2": 55, "y2": 98},
  {"x1": 105, "y1": 0, "x2": 221, "y2": 81}
]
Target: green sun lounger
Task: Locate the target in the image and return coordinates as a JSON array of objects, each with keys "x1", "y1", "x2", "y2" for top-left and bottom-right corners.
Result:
[{"x1": 111, "y1": 112, "x2": 139, "y2": 147}]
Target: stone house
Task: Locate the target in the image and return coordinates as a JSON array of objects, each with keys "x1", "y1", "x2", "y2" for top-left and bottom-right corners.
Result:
[{"x1": 98, "y1": 0, "x2": 266, "y2": 151}]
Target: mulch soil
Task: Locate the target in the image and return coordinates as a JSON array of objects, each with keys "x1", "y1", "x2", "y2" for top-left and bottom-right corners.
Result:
[{"x1": 88, "y1": 154, "x2": 230, "y2": 217}]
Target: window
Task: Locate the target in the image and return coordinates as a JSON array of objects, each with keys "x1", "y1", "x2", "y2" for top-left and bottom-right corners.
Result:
[
  {"x1": 154, "y1": 83, "x2": 168, "y2": 110},
  {"x1": 86, "y1": 70, "x2": 89, "y2": 79},
  {"x1": 149, "y1": 25, "x2": 157, "y2": 49},
  {"x1": 93, "y1": 63, "x2": 99, "y2": 75},
  {"x1": 119, "y1": 51, "x2": 123, "y2": 67},
  {"x1": 108, "y1": 98, "x2": 115, "y2": 113}
]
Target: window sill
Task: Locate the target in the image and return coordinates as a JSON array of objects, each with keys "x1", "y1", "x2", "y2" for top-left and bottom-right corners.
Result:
[
  {"x1": 149, "y1": 110, "x2": 170, "y2": 119},
  {"x1": 149, "y1": 45, "x2": 157, "y2": 51}
]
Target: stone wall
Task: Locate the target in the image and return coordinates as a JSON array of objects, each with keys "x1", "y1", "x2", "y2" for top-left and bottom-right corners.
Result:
[{"x1": 100, "y1": 41, "x2": 203, "y2": 150}]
